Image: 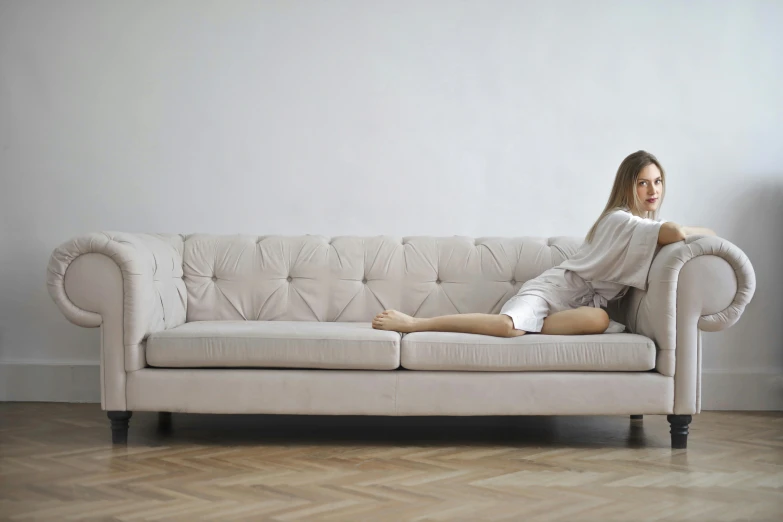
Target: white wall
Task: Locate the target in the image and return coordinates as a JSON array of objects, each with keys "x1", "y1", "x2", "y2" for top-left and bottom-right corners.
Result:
[{"x1": 1, "y1": 0, "x2": 781, "y2": 408}]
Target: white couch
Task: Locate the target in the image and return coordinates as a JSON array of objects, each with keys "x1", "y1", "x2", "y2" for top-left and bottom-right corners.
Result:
[{"x1": 47, "y1": 233, "x2": 756, "y2": 449}]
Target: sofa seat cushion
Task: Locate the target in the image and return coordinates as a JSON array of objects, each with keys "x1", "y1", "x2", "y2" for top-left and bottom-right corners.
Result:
[
  {"x1": 146, "y1": 321, "x2": 401, "y2": 370},
  {"x1": 400, "y1": 332, "x2": 656, "y2": 371}
]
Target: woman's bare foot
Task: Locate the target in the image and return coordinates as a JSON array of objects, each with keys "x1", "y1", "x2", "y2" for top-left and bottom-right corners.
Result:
[{"x1": 372, "y1": 310, "x2": 421, "y2": 333}]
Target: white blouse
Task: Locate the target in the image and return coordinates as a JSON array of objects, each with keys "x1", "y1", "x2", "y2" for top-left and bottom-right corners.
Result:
[{"x1": 559, "y1": 208, "x2": 666, "y2": 302}]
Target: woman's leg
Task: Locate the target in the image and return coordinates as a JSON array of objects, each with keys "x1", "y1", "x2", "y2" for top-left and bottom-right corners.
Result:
[
  {"x1": 372, "y1": 310, "x2": 525, "y2": 338},
  {"x1": 541, "y1": 307, "x2": 610, "y2": 335}
]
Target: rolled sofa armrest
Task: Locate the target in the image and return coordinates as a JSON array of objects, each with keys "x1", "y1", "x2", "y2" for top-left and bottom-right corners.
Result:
[
  {"x1": 623, "y1": 235, "x2": 756, "y2": 414},
  {"x1": 47, "y1": 232, "x2": 186, "y2": 410}
]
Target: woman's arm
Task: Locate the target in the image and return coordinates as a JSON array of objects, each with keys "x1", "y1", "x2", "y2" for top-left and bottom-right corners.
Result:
[
  {"x1": 682, "y1": 226, "x2": 716, "y2": 237},
  {"x1": 658, "y1": 222, "x2": 687, "y2": 245},
  {"x1": 658, "y1": 222, "x2": 717, "y2": 245}
]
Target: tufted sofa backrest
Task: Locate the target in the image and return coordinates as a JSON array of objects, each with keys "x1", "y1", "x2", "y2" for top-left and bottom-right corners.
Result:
[{"x1": 182, "y1": 235, "x2": 583, "y2": 322}]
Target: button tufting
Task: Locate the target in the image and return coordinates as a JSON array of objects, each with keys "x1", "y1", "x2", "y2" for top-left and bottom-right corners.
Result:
[
  {"x1": 362, "y1": 278, "x2": 367, "y2": 284},
  {"x1": 436, "y1": 279, "x2": 441, "y2": 284},
  {"x1": 211, "y1": 275, "x2": 217, "y2": 281},
  {"x1": 287, "y1": 276, "x2": 292, "y2": 282},
  {"x1": 511, "y1": 280, "x2": 516, "y2": 285}
]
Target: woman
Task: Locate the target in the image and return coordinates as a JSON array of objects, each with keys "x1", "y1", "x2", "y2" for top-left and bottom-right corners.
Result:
[{"x1": 371, "y1": 150, "x2": 715, "y2": 337}]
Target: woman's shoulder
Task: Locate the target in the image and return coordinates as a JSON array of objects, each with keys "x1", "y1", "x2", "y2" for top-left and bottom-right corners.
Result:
[
  {"x1": 601, "y1": 207, "x2": 633, "y2": 225},
  {"x1": 605, "y1": 207, "x2": 662, "y2": 224}
]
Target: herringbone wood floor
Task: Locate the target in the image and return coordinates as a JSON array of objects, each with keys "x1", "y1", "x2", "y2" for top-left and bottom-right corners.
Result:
[{"x1": 0, "y1": 404, "x2": 781, "y2": 521}]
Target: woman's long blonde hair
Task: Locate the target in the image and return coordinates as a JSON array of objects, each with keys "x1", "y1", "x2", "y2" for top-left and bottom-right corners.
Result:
[{"x1": 585, "y1": 150, "x2": 666, "y2": 243}]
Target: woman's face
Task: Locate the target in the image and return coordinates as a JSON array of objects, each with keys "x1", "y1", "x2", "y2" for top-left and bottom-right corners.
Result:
[{"x1": 635, "y1": 163, "x2": 663, "y2": 213}]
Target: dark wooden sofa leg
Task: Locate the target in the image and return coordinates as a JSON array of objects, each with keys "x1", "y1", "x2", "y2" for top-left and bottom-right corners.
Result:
[
  {"x1": 667, "y1": 414, "x2": 692, "y2": 449},
  {"x1": 108, "y1": 411, "x2": 132, "y2": 444},
  {"x1": 630, "y1": 415, "x2": 643, "y2": 420}
]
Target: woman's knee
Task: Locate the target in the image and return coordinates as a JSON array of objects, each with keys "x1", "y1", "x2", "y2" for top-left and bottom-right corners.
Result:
[
  {"x1": 583, "y1": 307, "x2": 610, "y2": 333},
  {"x1": 498, "y1": 314, "x2": 524, "y2": 337}
]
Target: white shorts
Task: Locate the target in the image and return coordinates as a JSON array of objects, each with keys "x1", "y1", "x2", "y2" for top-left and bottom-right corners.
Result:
[
  {"x1": 499, "y1": 293, "x2": 552, "y2": 333},
  {"x1": 499, "y1": 268, "x2": 625, "y2": 334}
]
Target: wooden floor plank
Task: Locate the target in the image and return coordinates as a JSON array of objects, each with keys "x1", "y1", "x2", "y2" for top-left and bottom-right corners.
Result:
[{"x1": 0, "y1": 404, "x2": 781, "y2": 521}]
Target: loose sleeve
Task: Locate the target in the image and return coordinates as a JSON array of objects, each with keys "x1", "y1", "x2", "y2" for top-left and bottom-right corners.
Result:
[
  {"x1": 622, "y1": 214, "x2": 666, "y2": 288},
  {"x1": 559, "y1": 210, "x2": 665, "y2": 290}
]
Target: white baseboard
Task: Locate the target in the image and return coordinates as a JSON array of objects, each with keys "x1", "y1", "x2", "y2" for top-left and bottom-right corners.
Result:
[
  {"x1": 701, "y1": 369, "x2": 783, "y2": 411},
  {"x1": 1, "y1": 361, "x2": 781, "y2": 410},
  {"x1": 0, "y1": 360, "x2": 101, "y2": 403}
]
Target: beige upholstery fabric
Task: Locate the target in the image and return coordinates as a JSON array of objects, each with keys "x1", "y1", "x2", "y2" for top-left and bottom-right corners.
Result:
[
  {"x1": 182, "y1": 235, "x2": 582, "y2": 322},
  {"x1": 54, "y1": 241, "x2": 184, "y2": 410},
  {"x1": 127, "y1": 369, "x2": 398, "y2": 415},
  {"x1": 395, "y1": 372, "x2": 674, "y2": 415},
  {"x1": 48, "y1": 233, "x2": 185, "y2": 411},
  {"x1": 48, "y1": 232, "x2": 186, "y2": 332},
  {"x1": 47, "y1": 232, "x2": 754, "y2": 416},
  {"x1": 62, "y1": 254, "x2": 125, "y2": 410},
  {"x1": 126, "y1": 369, "x2": 673, "y2": 416},
  {"x1": 625, "y1": 236, "x2": 756, "y2": 414},
  {"x1": 401, "y1": 332, "x2": 656, "y2": 371},
  {"x1": 48, "y1": 232, "x2": 186, "y2": 369},
  {"x1": 147, "y1": 321, "x2": 401, "y2": 370}
]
